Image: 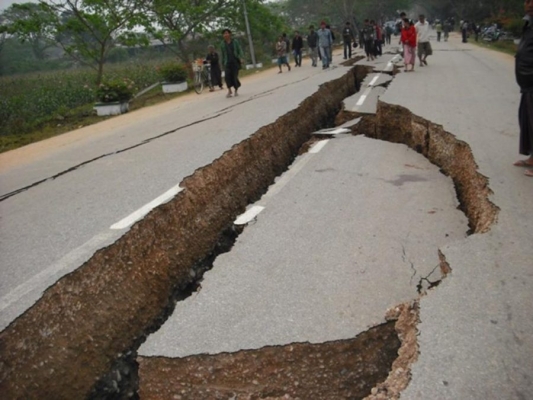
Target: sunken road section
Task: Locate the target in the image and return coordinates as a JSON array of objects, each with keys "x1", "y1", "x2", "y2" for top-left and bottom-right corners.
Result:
[
  {"x1": 0, "y1": 68, "x2": 362, "y2": 399},
  {"x1": 352, "y1": 102, "x2": 499, "y2": 234}
]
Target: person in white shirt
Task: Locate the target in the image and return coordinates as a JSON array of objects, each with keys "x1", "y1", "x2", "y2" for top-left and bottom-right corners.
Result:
[{"x1": 415, "y1": 14, "x2": 432, "y2": 66}]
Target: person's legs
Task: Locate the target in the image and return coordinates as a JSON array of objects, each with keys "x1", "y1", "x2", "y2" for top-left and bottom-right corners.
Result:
[
  {"x1": 516, "y1": 93, "x2": 533, "y2": 176},
  {"x1": 284, "y1": 56, "x2": 291, "y2": 71},
  {"x1": 365, "y1": 40, "x2": 370, "y2": 60},
  {"x1": 418, "y1": 44, "x2": 424, "y2": 66},
  {"x1": 343, "y1": 41, "x2": 348, "y2": 59},
  {"x1": 320, "y1": 47, "x2": 327, "y2": 68},
  {"x1": 225, "y1": 66, "x2": 234, "y2": 97},
  {"x1": 437, "y1": 32, "x2": 441, "y2": 41},
  {"x1": 310, "y1": 47, "x2": 317, "y2": 66},
  {"x1": 230, "y1": 63, "x2": 240, "y2": 95}
]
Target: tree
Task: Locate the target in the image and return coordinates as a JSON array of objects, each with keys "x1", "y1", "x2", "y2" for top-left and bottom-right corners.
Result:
[
  {"x1": 281, "y1": 0, "x2": 412, "y2": 33},
  {"x1": 420, "y1": 0, "x2": 524, "y2": 21},
  {"x1": 8, "y1": 0, "x2": 151, "y2": 84},
  {"x1": 0, "y1": 2, "x2": 55, "y2": 60},
  {"x1": 143, "y1": 0, "x2": 244, "y2": 63}
]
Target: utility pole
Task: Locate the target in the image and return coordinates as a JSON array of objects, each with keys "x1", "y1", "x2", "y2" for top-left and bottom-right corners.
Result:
[{"x1": 242, "y1": 0, "x2": 257, "y2": 67}]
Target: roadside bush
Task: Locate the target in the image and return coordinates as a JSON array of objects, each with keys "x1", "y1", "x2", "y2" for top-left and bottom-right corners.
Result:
[
  {"x1": 504, "y1": 17, "x2": 525, "y2": 38},
  {"x1": 158, "y1": 62, "x2": 188, "y2": 82},
  {"x1": 95, "y1": 78, "x2": 137, "y2": 103}
]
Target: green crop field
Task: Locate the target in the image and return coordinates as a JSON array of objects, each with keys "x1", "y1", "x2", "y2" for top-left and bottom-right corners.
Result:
[{"x1": 0, "y1": 60, "x2": 167, "y2": 151}]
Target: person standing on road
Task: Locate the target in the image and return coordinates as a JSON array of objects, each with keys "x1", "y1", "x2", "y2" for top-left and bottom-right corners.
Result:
[
  {"x1": 276, "y1": 36, "x2": 291, "y2": 73},
  {"x1": 206, "y1": 45, "x2": 223, "y2": 91},
  {"x1": 385, "y1": 24, "x2": 393, "y2": 45},
  {"x1": 307, "y1": 25, "x2": 319, "y2": 67},
  {"x1": 292, "y1": 31, "x2": 304, "y2": 67},
  {"x1": 462, "y1": 20, "x2": 469, "y2": 43},
  {"x1": 362, "y1": 19, "x2": 376, "y2": 61},
  {"x1": 415, "y1": 14, "x2": 432, "y2": 66},
  {"x1": 443, "y1": 20, "x2": 451, "y2": 41},
  {"x1": 373, "y1": 20, "x2": 383, "y2": 56},
  {"x1": 282, "y1": 33, "x2": 291, "y2": 64},
  {"x1": 326, "y1": 24, "x2": 335, "y2": 65},
  {"x1": 220, "y1": 29, "x2": 244, "y2": 98},
  {"x1": 513, "y1": 0, "x2": 533, "y2": 177},
  {"x1": 342, "y1": 22, "x2": 355, "y2": 59},
  {"x1": 401, "y1": 18, "x2": 416, "y2": 72},
  {"x1": 317, "y1": 21, "x2": 333, "y2": 69},
  {"x1": 436, "y1": 21, "x2": 443, "y2": 42}
]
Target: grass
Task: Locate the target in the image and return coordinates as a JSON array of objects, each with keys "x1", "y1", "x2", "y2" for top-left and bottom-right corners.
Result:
[
  {"x1": 0, "y1": 62, "x2": 273, "y2": 153},
  {"x1": 472, "y1": 39, "x2": 518, "y2": 56}
]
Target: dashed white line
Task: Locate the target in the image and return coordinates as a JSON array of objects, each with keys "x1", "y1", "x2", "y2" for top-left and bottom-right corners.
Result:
[
  {"x1": 309, "y1": 139, "x2": 330, "y2": 153},
  {"x1": 110, "y1": 183, "x2": 184, "y2": 230},
  {"x1": 234, "y1": 205, "x2": 265, "y2": 225},
  {"x1": 368, "y1": 76, "x2": 379, "y2": 86}
]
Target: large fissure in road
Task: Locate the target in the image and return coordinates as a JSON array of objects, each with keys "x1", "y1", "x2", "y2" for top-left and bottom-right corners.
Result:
[
  {"x1": 0, "y1": 67, "x2": 363, "y2": 400},
  {"x1": 138, "y1": 320, "x2": 402, "y2": 400},
  {"x1": 0, "y1": 63, "x2": 499, "y2": 400}
]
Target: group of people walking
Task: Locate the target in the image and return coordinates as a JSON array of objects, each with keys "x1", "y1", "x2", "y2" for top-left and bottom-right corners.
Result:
[
  {"x1": 277, "y1": 22, "x2": 335, "y2": 71},
  {"x1": 400, "y1": 14, "x2": 433, "y2": 72}
]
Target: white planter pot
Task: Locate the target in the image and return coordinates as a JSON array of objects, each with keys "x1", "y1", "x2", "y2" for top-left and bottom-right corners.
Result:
[
  {"x1": 94, "y1": 101, "x2": 129, "y2": 116},
  {"x1": 162, "y1": 81, "x2": 188, "y2": 93},
  {"x1": 246, "y1": 63, "x2": 264, "y2": 70}
]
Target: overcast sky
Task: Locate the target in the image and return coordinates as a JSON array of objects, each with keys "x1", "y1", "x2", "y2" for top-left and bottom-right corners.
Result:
[{"x1": 1, "y1": 0, "x2": 38, "y2": 12}]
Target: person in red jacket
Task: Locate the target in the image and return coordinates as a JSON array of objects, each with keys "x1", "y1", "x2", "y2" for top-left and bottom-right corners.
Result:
[
  {"x1": 401, "y1": 18, "x2": 417, "y2": 72},
  {"x1": 373, "y1": 20, "x2": 383, "y2": 56}
]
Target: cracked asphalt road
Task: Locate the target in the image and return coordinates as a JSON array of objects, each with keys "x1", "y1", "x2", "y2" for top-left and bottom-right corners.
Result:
[{"x1": 0, "y1": 61, "x2": 345, "y2": 329}]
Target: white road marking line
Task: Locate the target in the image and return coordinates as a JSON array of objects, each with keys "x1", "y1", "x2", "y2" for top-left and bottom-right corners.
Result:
[
  {"x1": 313, "y1": 128, "x2": 350, "y2": 135},
  {"x1": 309, "y1": 139, "x2": 330, "y2": 154},
  {"x1": 261, "y1": 154, "x2": 316, "y2": 201},
  {"x1": 355, "y1": 87, "x2": 372, "y2": 107},
  {"x1": 368, "y1": 75, "x2": 379, "y2": 86},
  {"x1": 110, "y1": 184, "x2": 183, "y2": 230},
  {"x1": 234, "y1": 205, "x2": 265, "y2": 225},
  {"x1": 0, "y1": 231, "x2": 117, "y2": 316}
]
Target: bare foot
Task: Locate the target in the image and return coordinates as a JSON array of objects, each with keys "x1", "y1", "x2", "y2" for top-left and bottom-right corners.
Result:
[
  {"x1": 525, "y1": 169, "x2": 533, "y2": 177},
  {"x1": 514, "y1": 159, "x2": 533, "y2": 167}
]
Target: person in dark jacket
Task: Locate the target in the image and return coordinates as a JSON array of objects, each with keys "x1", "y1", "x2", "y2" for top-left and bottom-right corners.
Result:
[
  {"x1": 206, "y1": 45, "x2": 223, "y2": 91},
  {"x1": 307, "y1": 25, "x2": 319, "y2": 67},
  {"x1": 514, "y1": 0, "x2": 533, "y2": 177},
  {"x1": 292, "y1": 31, "x2": 304, "y2": 67},
  {"x1": 220, "y1": 28, "x2": 244, "y2": 98},
  {"x1": 342, "y1": 22, "x2": 355, "y2": 59}
]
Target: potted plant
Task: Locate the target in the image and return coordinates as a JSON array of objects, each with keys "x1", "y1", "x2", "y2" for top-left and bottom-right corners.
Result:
[
  {"x1": 94, "y1": 78, "x2": 136, "y2": 116},
  {"x1": 159, "y1": 62, "x2": 188, "y2": 93}
]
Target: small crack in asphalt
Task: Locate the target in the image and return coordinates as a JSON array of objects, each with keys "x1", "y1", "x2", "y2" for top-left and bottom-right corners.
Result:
[
  {"x1": 2, "y1": 75, "x2": 315, "y2": 203},
  {"x1": 0, "y1": 111, "x2": 231, "y2": 203}
]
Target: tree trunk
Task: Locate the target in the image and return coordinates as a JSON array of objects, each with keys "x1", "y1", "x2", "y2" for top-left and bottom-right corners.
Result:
[{"x1": 96, "y1": 45, "x2": 105, "y2": 86}]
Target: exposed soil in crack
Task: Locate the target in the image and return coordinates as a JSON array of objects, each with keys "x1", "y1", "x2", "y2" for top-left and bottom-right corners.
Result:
[
  {"x1": 0, "y1": 66, "x2": 365, "y2": 400},
  {"x1": 364, "y1": 302, "x2": 420, "y2": 400},
  {"x1": 138, "y1": 321, "x2": 401, "y2": 400}
]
